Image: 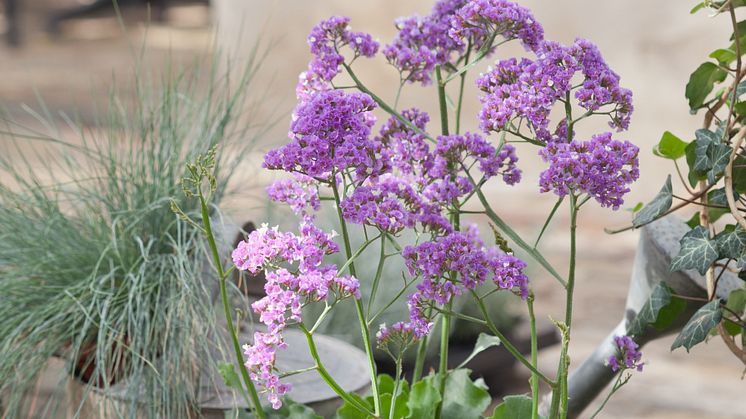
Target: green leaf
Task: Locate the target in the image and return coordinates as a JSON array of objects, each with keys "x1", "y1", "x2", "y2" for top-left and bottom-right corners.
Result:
[
  {"x1": 725, "y1": 288, "x2": 746, "y2": 335},
  {"x1": 440, "y1": 369, "x2": 491, "y2": 419},
  {"x1": 671, "y1": 299, "x2": 723, "y2": 352},
  {"x1": 266, "y1": 398, "x2": 322, "y2": 419},
  {"x1": 376, "y1": 374, "x2": 409, "y2": 397},
  {"x1": 731, "y1": 155, "x2": 746, "y2": 193},
  {"x1": 736, "y1": 80, "x2": 746, "y2": 97},
  {"x1": 685, "y1": 142, "x2": 707, "y2": 187},
  {"x1": 706, "y1": 142, "x2": 731, "y2": 184},
  {"x1": 686, "y1": 62, "x2": 728, "y2": 111},
  {"x1": 709, "y1": 48, "x2": 737, "y2": 65},
  {"x1": 670, "y1": 226, "x2": 718, "y2": 275},
  {"x1": 456, "y1": 333, "x2": 501, "y2": 369},
  {"x1": 714, "y1": 225, "x2": 746, "y2": 259},
  {"x1": 629, "y1": 202, "x2": 644, "y2": 213},
  {"x1": 628, "y1": 283, "x2": 687, "y2": 335},
  {"x1": 489, "y1": 395, "x2": 540, "y2": 419},
  {"x1": 731, "y1": 20, "x2": 746, "y2": 40},
  {"x1": 633, "y1": 175, "x2": 672, "y2": 227},
  {"x1": 217, "y1": 362, "x2": 244, "y2": 393},
  {"x1": 708, "y1": 188, "x2": 737, "y2": 206},
  {"x1": 686, "y1": 212, "x2": 701, "y2": 229},
  {"x1": 691, "y1": 2, "x2": 707, "y2": 13},
  {"x1": 335, "y1": 394, "x2": 374, "y2": 419},
  {"x1": 734, "y1": 102, "x2": 746, "y2": 116},
  {"x1": 653, "y1": 131, "x2": 688, "y2": 160},
  {"x1": 379, "y1": 393, "x2": 409, "y2": 419},
  {"x1": 406, "y1": 377, "x2": 441, "y2": 419}
]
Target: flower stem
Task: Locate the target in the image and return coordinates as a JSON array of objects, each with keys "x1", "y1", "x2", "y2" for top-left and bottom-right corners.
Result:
[
  {"x1": 436, "y1": 65, "x2": 449, "y2": 136},
  {"x1": 549, "y1": 193, "x2": 579, "y2": 419},
  {"x1": 412, "y1": 333, "x2": 429, "y2": 382},
  {"x1": 331, "y1": 181, "x2": 381, "y2": 416},
  {"x1": 434, "y1": 301, "x2": 452, "y2": 419},
  {"x1": 527, "y1": 293, "x2": 540, "y2": 419},
  {"x1": 299, "y1": 325, "x2": 377, "y2": 417},
  {"x1": 198, "y1": 195, "x2": 265, "y2": 419},
  {"x1": 588, "y1": 372, "x2": 626, "y2": 419},
  {"x1": 389, "y1": 358, "x2": 404, "y2": 419}
]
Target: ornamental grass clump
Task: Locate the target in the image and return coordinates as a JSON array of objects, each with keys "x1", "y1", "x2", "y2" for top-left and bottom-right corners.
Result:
[
  {"x1": 0, "y1": 52, "x2": 263, "y2": 418},
  {"x1": 185, "y1": 1, "x2": 645, "y2": 418}
]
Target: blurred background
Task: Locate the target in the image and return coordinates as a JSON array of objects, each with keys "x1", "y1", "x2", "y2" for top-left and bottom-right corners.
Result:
[{"x1": 1, "y1": 0, "x2": 744, "y2": 417}]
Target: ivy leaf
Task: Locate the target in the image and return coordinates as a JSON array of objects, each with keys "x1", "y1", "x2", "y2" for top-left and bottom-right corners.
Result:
[
  {"x1": 628, "y1": 283, "x2": 686, "y2": 335},
  {"x1": 633, "y1": 175, "x2": 672, "y2": 227},
  {"x1": 670, "y1": 226, "x2": 718, "y2": 275},
  {"x1": 685, "y1": 142, "x2": 707, "y2": 187},
  {"x1": 686, "y1": 62, "x2": 727, "y2": 111},
  {"x1": 406, "y1": 377, "x2": 441, "y2": 419},
  {"x1": 708, "y1": 188, "x2": 737, "y2": 207},
  {"x1": 709, "y1": 48, "x2": 737, "y2": 65},
  {"x1": 489, "y1": 395, "x2": 541, "y2": 419},
  {"x1": 706, "y1": 142, "x2": 731, "y2": 184},
  {"x1": 671, "y1": 299, "x2": 723, "y2": 352},
  {"x1": 457, "y1": 333, "x2": 501, "y2": 369},
  {"x1": 737, "y1": 80, "x2": 746, "y2": 97},
  {"x1": 714, "y1": 225, "x2": 746, "y2": 259},
  {"x1": 724, "y1": 289, "x2": 746, "y2": 335},
  {"x1": 439, "y1": 369, "x2": 491, "y2": 419},
  {"x1": 653, "y1": 131, "x2": 688, "y2": 160}
]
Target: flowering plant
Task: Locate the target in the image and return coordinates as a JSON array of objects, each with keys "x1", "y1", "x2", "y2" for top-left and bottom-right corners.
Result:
[{"x1": 183, "y1": 1, "x2": 646, "y2": 418}]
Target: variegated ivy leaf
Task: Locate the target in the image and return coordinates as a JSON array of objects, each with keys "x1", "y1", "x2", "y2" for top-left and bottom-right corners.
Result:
[
  {"x1": 671, "y1": 299, "x2": 722, "y2": 352},
  {"x1": 633, "y1": 175, "x2": 672, "y2": 227},
  {"x1": 708, "y1": 188, "x2": 738, "y2": 207},
  {"x1": 706, "y1": 142, "x2": 731, "y2": 184},
  {"x1": 714, "y1": 225, "x2": 746, "y2": 259},
  {"x1": 628, "y1": 283, "x2": 674, "y2": 335},
  {"x1": 692, "y1": 134, "x2": 712, "y2": 172},
  {"x1": 670, "y1": 226, "x2": 718, "y2": 275}
]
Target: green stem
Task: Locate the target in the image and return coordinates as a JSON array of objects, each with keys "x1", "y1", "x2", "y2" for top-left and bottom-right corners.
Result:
[
  {"x1": 343, "y1": 63, "x2": 433, "y2": 142},
  {"x1": 300, "y1": 325, "x2": 377, "y2": 417},
  {"x1": 331, "y1": 181, "x2": 381, "y2": 416},
  {"x1": 550, "y1": 194, "x2": 579, "y2": 419},
  {"x1": 436, "y1": 65, "x2": 450, "y2": 136},
  {"x1": 389, "y1": 358, "x2": 404, "y2": 419},
  {"x1": 588, "y1": 373, "x2": 626, "y2": 419},
  {"x1": 367, "y1": 236, "x2": 388, "y2": 318},
  {"x1": 412, "y1": 333, "x2": 429, "y2": 382},
  {"x1": 199, "y1": 195, "x2": 265, "y2": 418},
  {"x1": 435, "y1": 301, "x2": 452, "y2": 419},
  {"x1": 455, "y1": 43, "x2": 471, "y2": 135},
  {"x1": 528, "y1": 293, "x2": 539, "y2": 419},
  {"x1": 470, "y1": 290, "x2": 555, "y2": 386}
]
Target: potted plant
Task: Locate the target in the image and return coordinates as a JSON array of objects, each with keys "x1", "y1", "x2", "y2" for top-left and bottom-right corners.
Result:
[{"x1": 0, "y1": 53, "x2": 262, "y2": 417}]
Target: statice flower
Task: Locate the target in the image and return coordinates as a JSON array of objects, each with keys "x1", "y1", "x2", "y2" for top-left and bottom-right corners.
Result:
[
  {"x1": 263, "y1": 90, "x2": 380, "y2": 181},
  {"x1": 383, "y1": 0, "x2": 467, "y2": 84},
  {"x1": 266, "y1": 174, "x2": 320, "y2": 220},
  {"x1": 376, "y1": 108, "x2": 431, "y2": 175},
  {"x1": 450, "y1": 0, "x2": 545, "y2": 53},
  {"x1": 375, "y1": 321, "x2": 418, "y2": 355},
  {"x1": 573, "y1": 38, "x2": 633, "y2": 130},
  {"x1": 538, "y1": 132, "x2": 639, "y2": 210},
  {"x1": 235, "y1": 223, "x2": 360, "y2": 409},
  {"x1": 396, "y1": 227, "x2": 529, "y2": 337},
  {"x1": 340, "y1": 175, "x2": 451, "y2": 235},
  {"x1": 607, "y1": 335, "x2": 644, "y2": 372},
  {"x1": 296, "y1": 16, "x2": 379, "y2": 100}
]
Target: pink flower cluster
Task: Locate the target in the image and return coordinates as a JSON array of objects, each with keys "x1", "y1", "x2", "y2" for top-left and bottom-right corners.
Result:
[{"x1": 232, "y1": 223, "x2": 360, "y2": 408}]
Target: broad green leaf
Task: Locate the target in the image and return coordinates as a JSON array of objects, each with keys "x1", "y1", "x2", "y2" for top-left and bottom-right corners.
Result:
[
  {"x1": 731, "y1": 20, "x2": 746, "y2": 40},
  {"x1": 686, "y1": 62, "x2": 727, "y2": 110},
  {"x1": 714, "y1": 225, "x2": 746, "y2": 259},
  {"x1": 335, "y1": 394, "x2": 374, "y2": 419},
  {"x1": 489, "y1": 395, "x2": 539, "y2": 419},
  {"x1": 734, "y1": 102, "x2": 746, "y2": 116},
  {"x1": 376, "y1": 374, "x2": 409, "y2": 397},
  {"x1": 633, "y1": 175, "x2": 672, "y2": 227},
  {"x1": 440, "y1": 369, "x2": 491, "y2": 419},
  {"x1": 736, "y1": 80, "x2": 746, "y2": 97},
  {"x1": 266, "y1": 398, "x2": 322, "y2": 419},
  {"x1": 379, "y1": 393, "x2": 409, "y2": 419},
  {"x1": 671, "y1": 299, "x2": 723, "y2": 352},
  {"x1": 686, "y1": 212, "x2": 701, "y2": 229},
  {"x1": 218, "y1": 362, "x2": 244, "y2": 392},
  {"x1": 685, "y1": 142, "x2": 707, "y2": 187},
  {"x1": 670, "y1": 226, "x2": 718, "y2": 275},
  {"x1": 653, "y1": 131, "x2": 688, "y2": 160},
  {"x1": 457, "y1": 333, "x2": 501, "y2": 369},
  {"x1": 709, "y1": 48, "x2": 737, "y2": 65},
  {"x1": 731, "y1": 155, "x2": 746, "y2": 193},
  {"x1": 628, "y1": 283, "x2": 685, "y2": 335},
  {"x1": 406, "y1": 377, "x2": 441, "y2": 419}
]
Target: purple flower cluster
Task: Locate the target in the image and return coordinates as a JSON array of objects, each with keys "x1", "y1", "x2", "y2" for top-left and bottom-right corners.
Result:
[
  {"x1": 477, "y1": 38, "x2": 633, "y2": 138},
  {"x1": 340, "y1": 175, "x2": 451, "y2": 234},
  {"x1": 266, "y1": 174, "x2": 320, "y2": 220},
  {"x1": 377, "y1": 108, "x2": 431, "y2": 175},
  {"x1": 234, "y1": 223, "x2": 360, "y2": 409},
  {"x1": 296, "y1": 16, "x2": 379, "y2": 101},
  {"x1": 387, "y1": 227, "x2": 528, "y2": 339},
  {"x1": 450, "y1": 0, "x2": 544, "y2": 53},
  {"x1": 538, "y1": 132, "x2": 639, "y2": 209},
  {"x1": 607, "y1": 335, "x2": 644, "y2": 372},
  {"x1": 383, "y1": 0, "x2": 467, "y2": 85},
  {"x1": 263, "y1": 90, "x2": 379, "y2": 181}
]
